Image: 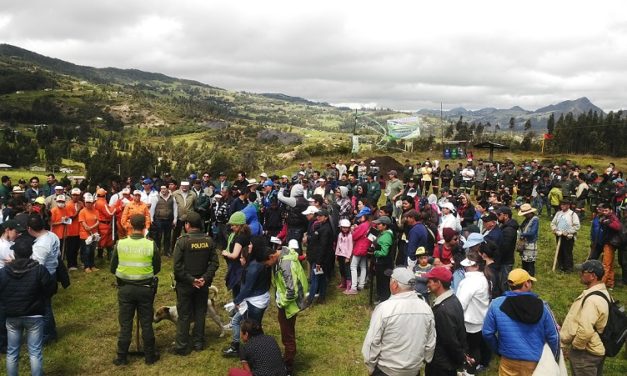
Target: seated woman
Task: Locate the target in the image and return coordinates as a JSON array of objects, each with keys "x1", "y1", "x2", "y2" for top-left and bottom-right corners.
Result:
[{"x1": 228, "y1": 319, "x2": 287, "y2": 376}]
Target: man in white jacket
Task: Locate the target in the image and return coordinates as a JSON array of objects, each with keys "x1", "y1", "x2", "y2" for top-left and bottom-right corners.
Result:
[{"x1": 362, "y1": 267, "x2": 436, "y2": 376}]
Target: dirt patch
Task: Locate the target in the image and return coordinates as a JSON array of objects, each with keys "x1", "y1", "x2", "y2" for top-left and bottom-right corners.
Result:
[{"x1": 366, "y1": 155, "x2": 404, "y2": 174}]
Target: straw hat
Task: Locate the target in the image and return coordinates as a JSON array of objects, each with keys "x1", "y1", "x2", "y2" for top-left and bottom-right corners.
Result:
[{"x1": 518, "y1": 203, "x2": 537, "y2": 216}]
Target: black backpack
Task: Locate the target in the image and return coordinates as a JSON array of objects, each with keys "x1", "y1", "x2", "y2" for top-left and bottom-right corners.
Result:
[{"x1": 582, "y1": 291, "x2": 627, "y2": 357}]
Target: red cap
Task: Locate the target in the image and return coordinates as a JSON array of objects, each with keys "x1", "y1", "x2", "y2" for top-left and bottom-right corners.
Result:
[{"x1": 424, "y1": 267, "x2": 453, "y2": 283}]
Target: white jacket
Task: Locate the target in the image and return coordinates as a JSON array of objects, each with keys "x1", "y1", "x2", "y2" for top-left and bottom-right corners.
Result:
[
  {"x1": 362, "y1": 291, "x2": 436, "y2": 376},
  {"x1": 456, "y1": 271, "x2": 490, "y2": 333}
]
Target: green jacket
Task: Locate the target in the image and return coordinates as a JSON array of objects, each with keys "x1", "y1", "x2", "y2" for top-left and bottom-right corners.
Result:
[
  {"x1": 272, "y1": 247, "x2": 308, "y2": 319},
  {"x1": 374, "y1": 229, "x2": 394, "y2": 259}
]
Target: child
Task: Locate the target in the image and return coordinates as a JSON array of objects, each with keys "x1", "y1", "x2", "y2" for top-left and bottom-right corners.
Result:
[
  {"x1": 335, "y1": 219, "x2": 353, "y2": 291},
  {"x1": 413, "y1": 246, "x2": 433, "y2": 301},
  {"x1": 228, "y1": 319, "x2": 287, "y2": 376}
]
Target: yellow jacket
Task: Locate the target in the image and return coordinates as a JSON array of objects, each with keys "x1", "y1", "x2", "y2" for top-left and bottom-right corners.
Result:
[{"x1": 559, "y1": 283, "x2": 610, "y2": 356}]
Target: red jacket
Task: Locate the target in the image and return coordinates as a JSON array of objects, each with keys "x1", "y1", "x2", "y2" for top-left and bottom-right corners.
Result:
[{"x1": 352, "y1": 221, "x2": 372, "y2": 257}]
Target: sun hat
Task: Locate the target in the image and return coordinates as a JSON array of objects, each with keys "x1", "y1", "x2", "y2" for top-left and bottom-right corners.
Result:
[{"x1": 518, "y1": 203, "x2": 537, "y2": 216}]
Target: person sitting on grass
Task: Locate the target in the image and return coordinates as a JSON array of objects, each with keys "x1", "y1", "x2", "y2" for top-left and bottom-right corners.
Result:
[{"x1": 228, "y1": 319, "x2": 287, "y2": 376}]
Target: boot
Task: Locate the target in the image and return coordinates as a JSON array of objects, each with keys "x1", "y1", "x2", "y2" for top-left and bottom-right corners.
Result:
[
  {"x1": 222, "y1": 341, "x2": 239, "y2": 357},
  {"x1": 145, "y1": 352, "x2": 160, "y2": 365},
  {"x1": 337, "y1": 277, "x2": 346, "y2": 289},
  {"x1": 112, "y1": 353, "x2": 129, "y2": 366}
]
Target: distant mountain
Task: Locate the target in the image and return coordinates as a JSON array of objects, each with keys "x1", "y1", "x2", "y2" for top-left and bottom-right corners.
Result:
[
  {"x1": 260, "y1": 93, "x2": 330, "y2": 107},
  {"x1": 416, "y1": 97, "x2": 605, "y2": 131}
]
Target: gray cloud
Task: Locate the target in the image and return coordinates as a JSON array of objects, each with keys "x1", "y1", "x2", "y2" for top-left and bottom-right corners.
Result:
[{"x1": 2, "y1": 1, "x2": 626, "y2": 111}]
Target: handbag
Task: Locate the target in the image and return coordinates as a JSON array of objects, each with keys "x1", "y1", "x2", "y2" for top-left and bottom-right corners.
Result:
[{"x1": 516, "y1": 238, "x2": 527, "y2": 252}]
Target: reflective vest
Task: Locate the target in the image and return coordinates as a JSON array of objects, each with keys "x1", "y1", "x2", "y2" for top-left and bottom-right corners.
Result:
[{"x1": 115, "y1": 237, "x2": 155, "y2": 281}]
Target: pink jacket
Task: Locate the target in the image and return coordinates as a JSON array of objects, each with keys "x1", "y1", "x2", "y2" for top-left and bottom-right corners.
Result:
[
  {"x1": 335, "y1": 232, "x2": 354, "y2": 258},
  {"x1": 352, "y1": 221, "x2": 372, "y2": 257}
]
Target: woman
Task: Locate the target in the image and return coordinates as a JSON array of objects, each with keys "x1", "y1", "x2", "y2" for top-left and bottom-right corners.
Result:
[
  {"x1": 402, "y1": 178, "x2": 421, "y2": 205},
  {"x1": 457, "y1": 193, "x2": 476, "y2": 228},
  {"x1": 345, "y1": 207, "x2": 372, "y2": 294},
  {"x1": 227, "y1": 319, "x2": 287, "y2": 376},
  {"x1": 222, "y1": 212, "x2": 252, "y2": 299},
  {"x1": 517, "y1": 203, "x2": 539, "y2": 276},
  {"x1": 433, "y1": 227, "x2": 461, "y2": 267},
  {"x1": 420, "y1": 161, "x2": 433, "y2": 194},
  {"x1": 78, "y1": 193, "x2": 99, "y2": 272},
  {"x1": 438, "y1": 202, "x2": 461, "y2": 243},
  {"x1": 372, "y1": 216, "x2": 394, "y2": 303},
  {"x1": 456, "y1": 250, "x2": 490, "y2": 374},
  {"x1": 223, "y1": 236, "x2": 273, "y2": 357}
]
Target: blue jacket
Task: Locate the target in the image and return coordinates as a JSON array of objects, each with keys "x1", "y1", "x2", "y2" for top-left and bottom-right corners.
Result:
[
  {"x1": 234, "y1": 260, "x2": 271, "y2": 305},
  {"x1": 482, "y1": 291, "x2": 559, "y2": 362},
  {"x1": 406, "y1": 223, "x2": 428, "y2": 261},
  {"x1": 243, "y1": 204, "x2": 263, "y2": 236}
]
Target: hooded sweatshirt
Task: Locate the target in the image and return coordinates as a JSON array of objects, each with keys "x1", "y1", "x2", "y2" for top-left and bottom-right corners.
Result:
[
  {"x1": 0, "y1": 258, "x2": 55, "y2": 317},
  {"x1": 336, "y1": 186, "x2": 353, "y2": 220},
  {"x1": 278, "y1": 184, "x2": 308, "y2": 229}
]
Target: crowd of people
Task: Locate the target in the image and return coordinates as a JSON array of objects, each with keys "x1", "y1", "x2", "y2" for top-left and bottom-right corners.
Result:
[{"x1": 0, "y1": 155, "x2": 625, "y2": 375}]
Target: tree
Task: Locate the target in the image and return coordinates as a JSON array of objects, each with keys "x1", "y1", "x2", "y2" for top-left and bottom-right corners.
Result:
[
  {"x1": 524, "y1": 119, "x2": 532, "y2": 131},
  {"x1": 547, "y1": 113, "x2": 555, "y2": 134}
]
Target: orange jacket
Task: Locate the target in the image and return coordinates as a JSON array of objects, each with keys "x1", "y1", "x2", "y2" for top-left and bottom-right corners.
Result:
[{"x1": 121, "y1": 201, "x2": 151, "y2": 234}]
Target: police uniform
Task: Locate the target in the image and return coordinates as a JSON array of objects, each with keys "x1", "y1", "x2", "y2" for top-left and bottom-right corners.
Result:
[
  {"x1": 111, "y1": 233, "x2": 161, "y2": 364},
  {"x1": 172, "y1": 222, "x2": 219, "y2": 353}
]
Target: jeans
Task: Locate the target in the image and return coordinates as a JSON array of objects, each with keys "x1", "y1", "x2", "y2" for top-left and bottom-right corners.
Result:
[
  {"x1": 65, "y1": 236, "x2": 81, "y2": 268},
  {"x1": 350, "y1": 256, "x2": 368, "y2": 290},
  {"x1": 6, "y1": 316, "x2": 44, "y2": 376},
  {"x1": 80, "y1": 239, "x2": 96, "y2": 268},
  {"x1": 231, "y1": 302, "x2": 266, "y2": 343},
  {"x1": 153, "y1": 219, "x2": 173, "y2": 255},
  {"x1": 308, "y1": 266, "x2": 328, "y2": 300}
]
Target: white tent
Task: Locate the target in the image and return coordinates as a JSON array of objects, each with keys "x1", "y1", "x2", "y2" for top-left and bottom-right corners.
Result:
[{"x1": 0, "y1": 163, "x2": 12, "y2": 168}]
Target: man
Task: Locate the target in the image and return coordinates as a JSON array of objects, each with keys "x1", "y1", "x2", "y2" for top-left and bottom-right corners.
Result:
[
  {"x1": 151, "y1": 185, "x2": 177, "y2": 256},
  {"x1": 140, "y1": 178, "x2": 158, "y2": 209},
  {"x1": 596, "y1": 203, "x2": 622, "y2": 289},
  {"x1": 384, "y1": 170, "x2": 403, "y2": 217},
  {"x1": 172, "y1": 181, "x2": 197, "y2": 241},
  {"x1": 232, "y1": 171, "x2": 249, "y2": 193},
  {"x1": 0, "y1": 237, "x2": 56, "y2": 376},
  {"x1": 550, "y1": 199, "x2": 580, "y2": 272},
  {"x1": 560, "y1": 260, "x2": 610, "y2": 376},
  {"x1": 121, "y1": 191, "x2": 151, "y2": 237},
  {"x1": 305, "y1": 209, "x2": 334, "y2": 305},
  {"x1": 403, "y1": 210, "x2": 428, "y2": 269},
  {"x1": 0, "y1": 175, "x2": 11, "y2": 205},
  {"x1": 536, "y1": 174, "x2": 553, "y2": 217},
  {"x1": 278, "y1": 184, "x2": 309, "y2": 248},
  {"x1": 424, "y1": 267, "x2": 467, "y2": 376},
  {"x1": 268, "y1": 239, "x2": 309, "y2": 375},
  {"x1": 474, "y1": 161, "x2": 487, "y2": 198},
  {"x1": 440, "y1": 164, "x2": 453, "y2": 190},
  {"x1": 216, "y1": 172, "x2": 231, "y2": 192},
  {"x1": 111, "y1": 214, "x2": 161, "y2": 366},
  {"x1": 42, "y1": 174, "x2": 59, "y2": 198},
  {"x1": 28, "y1": 214, "x2": 60, "y2": 345},
  {"x1": 496, "y1": 206, "x2": 519, "y2": 275},
  {"x1": 481, "y1": 212, "x2": 503, "y2": 250},
  {"x1": 24, "y1": 176, "x2": 43, "y2": 203},
  {"x1": 44, "y1": 185, "x2": 65, "y2": 211},
  {"x1": 366, "y1": 173, "x2": 381, "y2": 205},
  {"x1": 95, "y1": 188, "x2": 116, "y2": 258},
  {"x1": 482, "y1": 269, "x2": 559, "y2": 376},
  {"x1": 172, "y1": 212, "x2": 219, "y2": 355},
  {"x1": 362, "y1": 267, "x2": 435, "y2": 376}
]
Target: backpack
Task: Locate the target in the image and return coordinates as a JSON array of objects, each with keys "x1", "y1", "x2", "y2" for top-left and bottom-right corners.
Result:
[{"x1": 581, "y1": 291, "x2": 627, "y2": 357}]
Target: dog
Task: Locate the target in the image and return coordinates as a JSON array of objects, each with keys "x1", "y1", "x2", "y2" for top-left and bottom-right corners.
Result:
[{"x1": 153, "y1": 285, "x2": 226, "y2": 337}]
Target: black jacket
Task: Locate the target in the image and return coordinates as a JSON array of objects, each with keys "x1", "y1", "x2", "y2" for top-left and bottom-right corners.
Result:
[
  {"x1": 306, "y1": 220, "x2": 334, "y2": 266},
  {"x1": 0, "y1": 259, "x2": 55, "y2": 317},
  {"x1": 431, "y1": 292, "x2": 467, "y2": 371},
  {"x1": 499, "y1": 219, "x2": 519, "y2": 266}
]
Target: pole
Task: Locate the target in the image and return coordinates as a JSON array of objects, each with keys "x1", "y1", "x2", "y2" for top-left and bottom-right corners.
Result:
[
  {"x1": 552, "y1": 236, "x2": 562, "y2": 272},
  {"x1": 440, "y1": 102, "x2": 444, "y2": 151}
]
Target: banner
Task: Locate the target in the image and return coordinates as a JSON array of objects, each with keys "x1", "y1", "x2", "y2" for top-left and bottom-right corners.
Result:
[{"x1": 351, "y1": 135, "x2": 360, "y2": 153}]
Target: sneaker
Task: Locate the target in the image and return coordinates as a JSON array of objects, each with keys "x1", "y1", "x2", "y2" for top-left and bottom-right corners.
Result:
[
  {"x1": 222, "y1": 323, "x2": 232, "y2": 330},
  {"x1": 343, "y1": 289, "x2": 358, "y2": 295},
  {"x1": 84, "y1": 268, "x2": 92, "y2": 273},
  {"x1": 222, "y1": 345, "x2": 239, "y2": 357},
  {"x1": 91, "y1": 266, "x2": 100, "y2": 272},
  {"x1": 169, "y1": 347, "x2": 191, "y2": 356},
  {"x1": 145, "y1": 353, "x2": 160, "y2": 365},
  {"x1": 112, "y1": 356, "x2": 129, "y2": 366},
  {"x1": 68, "y1": 267, "x2": 78, "y2": 271}
]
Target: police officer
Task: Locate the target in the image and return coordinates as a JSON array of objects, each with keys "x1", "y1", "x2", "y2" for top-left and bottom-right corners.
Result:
[
  {"x1": 111, "y1": 214, "x2": 161, "y2": 366},
  {"x1": 172, "y1": 211, "x2": 219, "y2": 355}
]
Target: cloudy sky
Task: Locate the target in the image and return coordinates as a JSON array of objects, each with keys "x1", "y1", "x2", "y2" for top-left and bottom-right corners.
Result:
[{"x1": 2, "y1": 0, "x2": 626, "y2": 111}]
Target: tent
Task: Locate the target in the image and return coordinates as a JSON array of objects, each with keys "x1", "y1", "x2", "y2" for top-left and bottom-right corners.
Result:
[{"x1": 473, "y1": 141, "x2": 509, "y2": 162}]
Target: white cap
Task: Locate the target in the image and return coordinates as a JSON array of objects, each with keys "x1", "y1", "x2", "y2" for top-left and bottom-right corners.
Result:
[
  {"x1": 133, "y1": 190, "x2": 142, "y2": 195},
  {"x1": 71, "y1": 188, "x2": 81, "y2": 195},
  {"x1": 281, "y1": 175, "x2": 288, "y2": 179},
  {"x1": 339, "y1": 219, "x2": 351, "y2": 227},
  {"x1": 260, "y1": 173, "x2": 268, "y2": 178},
  {"x1": 121, "y1": 187, "x2": 131, "y2": 194},
  {"x1": 84, "y1": 193, "x2": 94, "y2": 203},
  {"x1": 298, "y1": 171, "x2": 305, "y2": 176},
  {"x1": 316, "y1": 178, "x2": 326, "y2": 182},
  {"x1": 370, "y1": 160, "x2": 376, "y2": 164},
  {"x1": 214, "y1": 194, "x2": 222, "y2": 199},
  {"x1": 247, "y1": 178, "x2": 258, "y2": 186},
  {"x1": 302, "y1": 206, "x2": 319, "y2": 215},
  {"x1": 55, "y1": 194, "x2": 66, "y2": 202},
  {"x1": 288, "y1": 239, "x2": 299, "y2": 250},
  {"x1": 181, "y1": 181, "x2": 190, "y2": 186},
  {"x1": 54, "y1": 185, "x2": 64, "y2": 190},
  {"x1": 460, "y1": 258, "x2": 477, "y2": 267}
]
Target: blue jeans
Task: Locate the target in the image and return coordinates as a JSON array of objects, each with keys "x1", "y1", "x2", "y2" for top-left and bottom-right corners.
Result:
[
  {"x1": 308, "y1": 266, "x2": 328, "y2": 301},
  {"x1": 230, "y1": 302, "x2": 266, "y2": 343},
  {"x1": 80, "y1": 239, "x2": 96, "y2": 268},
  {"x1": 6, "y1": 316, "x2": 44, "y2": 376}
]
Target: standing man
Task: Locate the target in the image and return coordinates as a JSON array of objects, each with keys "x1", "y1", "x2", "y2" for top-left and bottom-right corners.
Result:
[
  {"x1": 384, "y1": 170, "x2": 403, "y2": 217},
  {"x1": 362, "y1": 267, "x2": 435, "y2": 376},
  {"x1": 596, "y1": 203, "x2": 622, "y2": 289},
  {"x1": 482, "y1": 269, "x2": 559, "y2": 376},
  {"x1": 560, "y1": 260, "x2": 610, "y2": 376},
  {"x1": 372, "y1": 216, "x2": 395, "y2": 303},
  {"x1": 172, "y1": 181, "x2": 197, "y2": 242},
  {"x1": 151, "y1": 185, "x2": 177, "y2": 256},
  {"x1": 121, "y1": 191, "x2": 151, "y2": 237},
  {"x1": 24, "y1": 177, "x2": 44, "y2": 203},
  {"x1": 496, "y1": 206, "x2": 519, "y2": 276},
  {"x1": 172, "y1": 212, "x2": 219, "y2": 355},
  {"x1": 111, "y1": 214, "x2": 161, "y2": 366},
  {"x1": 424, "y1": 267, "x2": 467, "y2": 376},
  {"x1": 27, "y1": 214, "x2": 60, "y2": 345},
  {"x1": 550, "y1": 199, "x2": 581, "y2": 272},
  {"x1": 269, "y1": 239, "x2": 309, "y2": 375}
]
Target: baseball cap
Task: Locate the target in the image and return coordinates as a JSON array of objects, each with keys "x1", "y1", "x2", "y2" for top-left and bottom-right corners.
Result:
[
  {"x1": 12, "y1": 186, "x2": 24, "y2": 193},
  {"x1": 507, "y1": 268, "x2": 537, "y2": 285},
  {"x1": 54, "y1": 185, "x2": 64, "y2": 190},
  {"x1": 2, "y1": 219, "x2": 24, "y2": 232},
  {"x1": 34, "y1": 197, "x2": 45, "y2": 205},
  {"x1": 339, "y1": 219, "x2": 351, "y2": 228},
  {"x1": 316, "y1": 209, "x2": 329, "y2": 217},
  {"x1": 71, "y1": 188, "x2": 81, "y2": 195},
  {"x1": 247, "y1": 178, "x2": 258, "y2": 186},
  {"x1": 387, "y1": 170, "x2": 398, "y2": 177},
  {"x1": 482, "y1": 212, "x2": 497, "y2": 222},
  {"x1": 577, "y1": 260, "x2": 604, "y2": 279},
  {"x1": 373, "y1": 216, "x2": 392, "y2": 226},
  {"x1": 463, "y1": 233, "x2": 484, "y2": 249},
  {"x1": 133, "y1": 190, "x2": 142, "y2": 195},
  {"x1": 460, "y1": 258, "x2": 477, "y2": 267},
  {"x1": 55, "y1": 194, "x2": 66, "y2": 202},
  {"x1": 355, "y1": 207, "x2": 372, "y2": 218},
  {"x1": 84, "y1": 193, "x2": 94, "y2": 203},
  {"x1": 260, "y1": 172, "x2": 268, "y2": 178},
  {"x1": 302, "y1": 206, "x2": 319, "y2": 215},
  {"x1": 263, "y1": 180, "x2": 274, "y2": 187},
  {"x1": 288, "y1": 239, "x2": 299, "y2": 250},
  {"x1": 384, "y1": 267, "x2": 416, "y2": 285},
  {"x1": 424, "y1": 267, "x2": 453, "y2": 283},
  {"x1": 121, "y1": 187, "x2": 131, "y2": 194},
  {"x1": 415, "y1": 246, "x2": 427, "y2": 256},
  {"x1": 281, "y1": 175, "x2": 288, "y2": 179},
  {"x1": 496, "y1": 206, "x2": 512, "y2": 216}
]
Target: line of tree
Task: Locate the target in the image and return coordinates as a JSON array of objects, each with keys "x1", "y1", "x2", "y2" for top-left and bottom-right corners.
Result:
[{"x1": 547, "y1": 110, "x2": 627, "y2": 156}]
